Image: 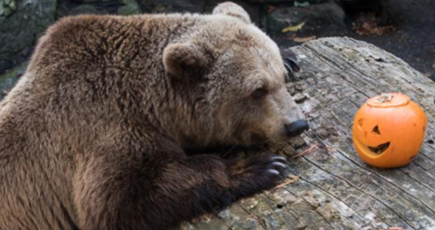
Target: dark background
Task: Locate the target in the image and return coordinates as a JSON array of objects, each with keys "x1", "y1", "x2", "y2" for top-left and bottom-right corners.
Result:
[{"x1": 0, "y1": 0, "x2": 434, "y2": 100}]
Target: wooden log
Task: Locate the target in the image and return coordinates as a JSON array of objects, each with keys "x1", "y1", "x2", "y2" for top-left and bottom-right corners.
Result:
[{"x1": 182, "y1": 37, "x2": 435, "y2": 230}]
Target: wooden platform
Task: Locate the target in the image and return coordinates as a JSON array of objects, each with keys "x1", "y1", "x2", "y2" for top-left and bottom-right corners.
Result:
[{"x1": 182, "y1": 37, "x2": 435, "y2": 230}]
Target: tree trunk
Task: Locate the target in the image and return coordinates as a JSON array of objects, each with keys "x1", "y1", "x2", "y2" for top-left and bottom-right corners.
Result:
[{"x1": 183, "y1": 37, "x2": 435, "y2": 230}]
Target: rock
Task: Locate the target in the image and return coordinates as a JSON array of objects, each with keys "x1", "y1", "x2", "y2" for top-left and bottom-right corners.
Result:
[
  {"x1": 1, "y1": 0, "x2": 17, "y2": 17},
  {"x1": 118, "y1": 0, "x2": 141, "y2": 15},
  {"x1": 267, "y1": 2, "x2": 346, "y2": 33},
  {"x1": 0, "y1": 0, "x2": 56, "y2": 75},
  {"x1": 0, "y1": 61, "x2": 27, "y2": 101},
  {"x1": 265, "y1": 2, "x2": 347, "y2": 46},
  {"x1": 83, "y1": 0, "x2": 112, "y2": 2},
  {"x1": 266, "y1": 6, "x2": 305, "y2": 33},
  {"x1": 137, "y1": 0, "x2": 205, "y2": 14},
  {"x1": 243, "y1": 0, "x2": 327, "y2": 3},
  {"x1": 57, "y1": 0, "x2": 125, "y2": 17},
  {"x1": 77, "y1": 0, "x2": 141, "y2": 16},
  {"x1": 69, "y1": 5, "x2": 100, "y2": 15}
]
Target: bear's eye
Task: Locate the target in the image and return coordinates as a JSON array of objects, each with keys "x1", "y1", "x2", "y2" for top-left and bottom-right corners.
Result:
[{"x1": 252, "y1": 88, "x2": 268, "y2": 99}]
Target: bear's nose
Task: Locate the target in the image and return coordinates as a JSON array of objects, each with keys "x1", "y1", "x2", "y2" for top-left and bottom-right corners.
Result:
[{"x1": 285, "y1": 120, "x2": 309, "y2": 137}]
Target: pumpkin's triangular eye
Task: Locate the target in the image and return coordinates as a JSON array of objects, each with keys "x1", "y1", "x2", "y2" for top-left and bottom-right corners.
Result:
[{"x1": 372, "y1": 125, "x2": 381, "y2": 135}]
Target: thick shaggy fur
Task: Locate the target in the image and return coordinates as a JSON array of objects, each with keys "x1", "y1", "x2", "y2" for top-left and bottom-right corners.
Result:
[{"x1": 0, "y1": 2, "x2": 305, "y2": 230}]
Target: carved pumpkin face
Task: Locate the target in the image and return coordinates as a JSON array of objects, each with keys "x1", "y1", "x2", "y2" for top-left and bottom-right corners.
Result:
[{"x1": 352, "y1": 93, "x2": 427, "y2": 168}]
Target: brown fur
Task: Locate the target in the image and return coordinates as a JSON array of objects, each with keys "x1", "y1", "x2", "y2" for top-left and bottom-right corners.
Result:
[{"x1": 0, "y1": 2, "x2": 305, "y2": 230}]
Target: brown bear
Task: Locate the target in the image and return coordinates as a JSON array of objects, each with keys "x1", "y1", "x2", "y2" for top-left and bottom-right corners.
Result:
[{"x1": 0, "y1": 2, "x2": 308, "y2": 230}]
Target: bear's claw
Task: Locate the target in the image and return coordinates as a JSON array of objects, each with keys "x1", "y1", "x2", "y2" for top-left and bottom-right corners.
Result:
[
  {"x1": 227, "y1": 153, "x2": 288, "y2": 197},
  {"x1": 271, "y1": 161, "x2": 287, "y2": 169},
  {"x1": 272, "y1": 156, "x2": 287, "y2": 162},
  {"x1": 267, "y1": 169, "x2": 280, "y2": 175},
  {"x1": 284, "y1": 63, "x2": 294, "y2": 74},
  {"x1": 280, "y1": 48, "x2": 301, "y2": 83}
]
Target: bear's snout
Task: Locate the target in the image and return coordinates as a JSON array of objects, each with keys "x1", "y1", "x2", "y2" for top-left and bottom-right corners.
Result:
[{"x1": 284, "y1": 120, "x2": 309, "y2": 137}]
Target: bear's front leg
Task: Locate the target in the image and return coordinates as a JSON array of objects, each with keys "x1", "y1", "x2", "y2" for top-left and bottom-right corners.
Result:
[{"x1": 74, "y1": 140, "x2": 286, "y2": 230}]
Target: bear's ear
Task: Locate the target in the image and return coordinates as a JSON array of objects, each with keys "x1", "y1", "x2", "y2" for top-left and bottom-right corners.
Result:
[
  {"x1": 163, "y1": 43, "x2": 210, "y2": 78},
  {"x1": 212, "y1": 2, "x2": 251, "y2": 24}
]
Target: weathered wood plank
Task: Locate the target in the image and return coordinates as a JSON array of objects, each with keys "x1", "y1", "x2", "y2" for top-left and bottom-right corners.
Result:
[{"x1": 182, "y1": 37, "x2": 435, "y2": 230}]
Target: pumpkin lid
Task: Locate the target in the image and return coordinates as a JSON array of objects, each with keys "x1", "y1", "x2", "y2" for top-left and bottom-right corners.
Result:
[{"x1": 367, "y1": 93, "x2": 410, "y2": 108}]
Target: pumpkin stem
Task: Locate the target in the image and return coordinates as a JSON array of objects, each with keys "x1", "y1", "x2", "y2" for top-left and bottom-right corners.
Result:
[{"x1": 377, "y1": 93, "x2": 393, "y2": 103}]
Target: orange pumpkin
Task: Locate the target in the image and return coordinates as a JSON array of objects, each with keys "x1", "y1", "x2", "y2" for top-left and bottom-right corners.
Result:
[{"x1": 352, "y1": 93, "x2": 427, "y2": 168}]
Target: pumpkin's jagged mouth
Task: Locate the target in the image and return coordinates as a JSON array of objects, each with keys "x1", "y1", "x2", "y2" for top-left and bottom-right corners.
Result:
[{"x1": 368, "y1": 142, "x2": 391, "y2": 155}]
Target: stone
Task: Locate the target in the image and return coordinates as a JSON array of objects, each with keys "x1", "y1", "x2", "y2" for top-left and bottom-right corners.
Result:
[
  {"x1": 244, "y1": 0, "x2": 325, "y2": 3},
  {"x1": 0, "y1": 0, "x2": 56, "y2": 74},
  {"x1": 78, "y1": 0, "x2": 141, "y2": 16},
  {"x1": 69, "y1": 5, "x2": 100, "y2": 15},
  {"x1": 117, "y1": 0, "x2": 141, "y2": 15},
  {"x1": 136, "y1": 0, "x2": 205, "y2": 14},
  {"x1": 0, "y1": 61, "x2": 27, "y2": 101},
  {"x1": 1, "y1": 0, "x2": 17, "y2": 17},
  {"x1": 83, "y1": 0, "x2": 112, "y2": 2},
  {"x1": 266, "y1": 6, "x2": 302, "y2": 35},
  {"x1": 56, "y1": 0, "x2": 117, "y2": 18},
  {"x1": 265, "y1": 2, "x2": 346, "y2": 42}
]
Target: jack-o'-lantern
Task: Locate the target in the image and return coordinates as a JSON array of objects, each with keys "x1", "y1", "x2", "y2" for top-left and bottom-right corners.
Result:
[{"x1": 352, "y1": 93, "x2": 427, "y2": 168}]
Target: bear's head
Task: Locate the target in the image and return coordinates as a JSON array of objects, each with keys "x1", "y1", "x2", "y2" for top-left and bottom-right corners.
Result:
[{"x1": 163, "y1": 2, "x2": 308, "y2": 149}]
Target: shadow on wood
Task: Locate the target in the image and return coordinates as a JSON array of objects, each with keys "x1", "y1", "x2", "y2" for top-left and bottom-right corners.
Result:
[{"x1": 183, "y1": 37, "x2": 435, "y2": 230}]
